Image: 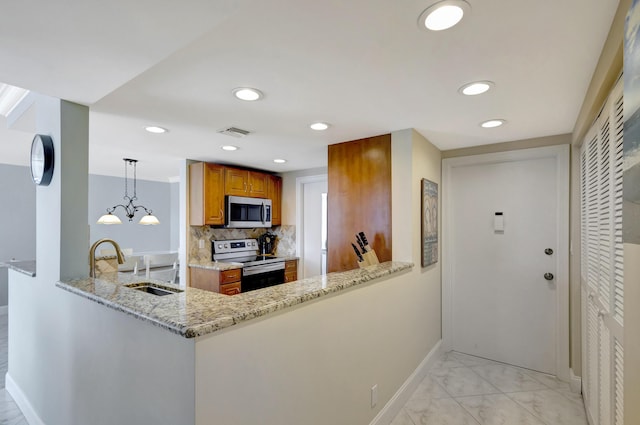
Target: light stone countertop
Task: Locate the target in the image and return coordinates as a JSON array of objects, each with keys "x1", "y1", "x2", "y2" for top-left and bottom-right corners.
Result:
[
  {"x1": 2, "y1": 260, "x2": 36, "y2": 277},
  {"x1": 188, "y1": 259, "x2": 243, "y2": 271},
  {"x1": 56, "y1": 261, "x2": 413, "y2": 338}
]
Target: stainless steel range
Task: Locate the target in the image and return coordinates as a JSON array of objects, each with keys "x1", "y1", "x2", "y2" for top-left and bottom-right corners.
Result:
[{"x1": 212, "y1": 238, "x2": 286, "y2": 292}]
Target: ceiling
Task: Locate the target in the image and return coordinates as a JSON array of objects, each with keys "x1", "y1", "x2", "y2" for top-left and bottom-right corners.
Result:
[{"x1": 0, "y1": 0, "x2": 619, "y2": 181}]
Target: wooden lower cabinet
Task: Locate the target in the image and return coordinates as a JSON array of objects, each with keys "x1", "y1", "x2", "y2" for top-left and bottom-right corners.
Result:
[
  {"x1": 189, "y1": 267, "x2": 242, "y2": 295},
  {"x1": 284, "y1": 259, "x2": 298, "y2": 283},
  {"x1": 219, "y1": 281, "x2": 241, "y2": 295}
]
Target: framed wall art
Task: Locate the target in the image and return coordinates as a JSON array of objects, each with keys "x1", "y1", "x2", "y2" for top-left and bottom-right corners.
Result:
[{"x1": 421, "y1": 178, "x2": 438, "y2": 267}]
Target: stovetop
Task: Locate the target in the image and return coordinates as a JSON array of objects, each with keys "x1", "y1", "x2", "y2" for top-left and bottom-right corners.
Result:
[
  {"x1": 211, "y1": 238, "x2": 283, "y2": 267},
  {"x1": 218, "y1": 254, "x2": 286, "y2": 267}
]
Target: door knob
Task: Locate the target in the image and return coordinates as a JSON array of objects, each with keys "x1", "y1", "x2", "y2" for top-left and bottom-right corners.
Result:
[
  {"x1": 544, "y1": 273, "x2": 554, "y2": 281},
  {"x1": 545, "y1": 248, "x2": 554, "y2": 255}
]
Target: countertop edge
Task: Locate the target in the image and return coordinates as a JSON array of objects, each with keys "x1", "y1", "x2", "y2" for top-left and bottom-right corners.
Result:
[
  {"x1": 2, "y1": 261, "x2": 36, "y2": 277},
  {"x1": 55, "y1": 281, "x2": 190, "y2": 337}
]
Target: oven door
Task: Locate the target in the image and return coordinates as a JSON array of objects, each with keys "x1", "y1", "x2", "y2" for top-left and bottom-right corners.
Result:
[
  {"x1": 226, "y1": 196, "x2": 272, "y2": 228},
  {"x1": 242, "y1": 262, "x2": 285, "y2": 292}
]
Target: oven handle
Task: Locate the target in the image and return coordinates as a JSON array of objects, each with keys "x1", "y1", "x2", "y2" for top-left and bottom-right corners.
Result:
[{"x1": 243, "y1": 262, "x2": 285, "y2": 276}]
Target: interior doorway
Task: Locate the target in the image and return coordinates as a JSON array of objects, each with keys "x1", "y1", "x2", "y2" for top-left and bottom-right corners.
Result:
[
  {"x1": 442, "y1": 145, "x2": 569, "y2": 378},
  {"x1": 296, "y1": 175, "x2": 328, "y2": 279}
]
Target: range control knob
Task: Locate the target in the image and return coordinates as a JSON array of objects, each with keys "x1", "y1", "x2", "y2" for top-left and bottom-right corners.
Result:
[
  {"x1": 217, "y1": 244, "x2": 223, "y2": 249},
  {"x1": 224, "y1": 244, "x2": 228, "y2": 249}
]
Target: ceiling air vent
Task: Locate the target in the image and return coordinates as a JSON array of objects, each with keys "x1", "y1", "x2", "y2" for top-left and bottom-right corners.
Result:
[{"x1": 217, "y1": 127, "x2": 251, "y2": 138}]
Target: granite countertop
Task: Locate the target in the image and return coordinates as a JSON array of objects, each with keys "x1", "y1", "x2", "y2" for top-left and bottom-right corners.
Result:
[
  {"x1": 2, "y1": 260, "x2": 36, "y2": 277},
  {"x1": 188, "y1": 260, "x2": 243, "y2": 271},
  {"x1": 57, "y1": 261, "x2": 413, "y2": 339}
]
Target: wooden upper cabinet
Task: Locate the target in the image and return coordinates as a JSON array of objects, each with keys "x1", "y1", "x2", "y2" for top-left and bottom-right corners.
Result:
[
  {"x1": 248, "y1": 171, "x2": 268, "y2": 197},
  {"x1": 225, "y1": 168, "x2": 269, "y2": 198},
  {"x1": 327, "y1": 134, "x2": 392, "y2": 273},
  {"x1": 190, "y1": 162, "x2": 225, "y2": 226},
  {"x1": 190, "y1": 162, "x2": 282, "y2": 226},
  {"x1": 267, "y1": 175, "x2": 282, "y2": 225},
  {"x1": 225, "y1": 167, "x2": 250, "y2": 196}
]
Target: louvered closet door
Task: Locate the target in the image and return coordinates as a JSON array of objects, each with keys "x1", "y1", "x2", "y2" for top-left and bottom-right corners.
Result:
[{"x1": 581, "y1": 78, "x2": 624, "y2": 425}]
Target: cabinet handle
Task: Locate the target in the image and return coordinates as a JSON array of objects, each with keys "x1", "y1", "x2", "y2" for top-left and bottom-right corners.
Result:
[
  {"x1": 250, "y1": 183, "x2": 253, "y2": 192},
  {"x1": 220, "y1": 208, "x2": 224, "y2": 217},
  {"x1": 244, "y1": 182, "x2": 247, "y2": 191}
]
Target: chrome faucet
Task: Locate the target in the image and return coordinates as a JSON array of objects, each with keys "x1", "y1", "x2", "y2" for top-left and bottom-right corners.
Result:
[{"x1": 89, "y1": 238, "x2": 125, "y2": 278}]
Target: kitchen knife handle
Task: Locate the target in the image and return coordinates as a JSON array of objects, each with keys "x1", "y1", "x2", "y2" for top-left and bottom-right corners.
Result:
[
  {"x1": 355, "y1": 234, "x2": 366, "y2": 253},
  {"x1": 359, "y1": 231, "x2": 369, "y2": 247},
  {"x1": 351, "y1": 243, "x2": 364, "y2": 262}
]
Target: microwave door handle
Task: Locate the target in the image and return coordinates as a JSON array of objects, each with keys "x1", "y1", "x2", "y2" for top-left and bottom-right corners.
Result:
[{"x1": 261, "y1": 202, "x2": 265, "y2": 224}]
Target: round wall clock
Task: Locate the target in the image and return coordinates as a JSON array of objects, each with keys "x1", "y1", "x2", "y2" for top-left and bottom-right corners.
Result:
[{"x1": 30, "y1": 134, "x2": 54, "y2": 186}]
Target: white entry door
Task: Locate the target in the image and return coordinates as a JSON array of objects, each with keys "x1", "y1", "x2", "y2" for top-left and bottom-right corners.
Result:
[{"x1": 443, "y1": 146, "x2": 569, "y2": 376}]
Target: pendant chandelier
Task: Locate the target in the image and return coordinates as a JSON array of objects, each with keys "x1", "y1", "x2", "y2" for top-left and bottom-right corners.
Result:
[{"x1": 97, "y1": 158, "x2": 160, "y2": 225}]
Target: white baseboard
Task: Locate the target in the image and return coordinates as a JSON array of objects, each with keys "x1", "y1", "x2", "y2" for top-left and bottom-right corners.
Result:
[
  {"x1": 369, "y1": 340, "x2": 443, "y2": 425},
  {"x1": 6, "y1": 372, "x2": 46, "y2": 425},
  {"x1": 570, "y1": 368, "x2": 582, "y2": 394},
  {"x1": 0, "y1": 305, "x2": 8, "y2": 315}
]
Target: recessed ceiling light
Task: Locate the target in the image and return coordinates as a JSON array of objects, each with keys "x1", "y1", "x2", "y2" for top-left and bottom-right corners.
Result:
[
  {"x1": 418, "y1": 0, "x2": 471, "y2": 31},
  {"x1": 273, "y1": 159, "x2": 287, "y2": 164},
  {"x1": 480, "y1": 119, "x2": 506, "y2": 128},
  {"x1": 310, "y1": 122, "x2": 330, "y2": 131},
  {"x1": 459, "y1": 81, "x2": 494, "y2": 96},
  {"x1": 145, "y1": 126, "x2": 167, "y2": 134},
  {"x1": 221, "y1": 145, "x2": 238, "y2": 151},
  {"x1": 232, "y1": 87, "x2": 263, "y2": 101}
]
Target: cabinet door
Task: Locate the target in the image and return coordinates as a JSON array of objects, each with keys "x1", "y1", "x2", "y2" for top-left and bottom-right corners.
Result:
[
  {"x1": 248, "y1": 171, "x2": 268, "y2": 197},
  {"x1": 220, "y1": 281, "x2": 241, "y2": 295},
  {"x1": 203, "y1": 163, "x2": 225, "y2": 225},
  {"x1": 267, "y1": 175, "x2": 282, "y2": 225},
  {"x1": 220, "y1": 268, "x2": 241, "y2": 284},
  {"x1": 189, "y1": 162, "x2": 224, "y2": 226},
  {"x1": 225, "y1": 168, "x2": 249, "y2": 196}
]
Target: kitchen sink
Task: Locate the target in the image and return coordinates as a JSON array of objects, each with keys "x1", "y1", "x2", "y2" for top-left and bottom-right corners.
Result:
[{"x1": 124, "y1": 282, "x2": 184, "y2": 296}]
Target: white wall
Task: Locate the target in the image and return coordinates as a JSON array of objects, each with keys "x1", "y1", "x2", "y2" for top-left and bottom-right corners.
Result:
[
  {"x1": 0, "y1": 164, "x2": 36, "y2": 306},
  {"x1": 170, "y1": 181, "x2": 180, "y2": 251},
  {"x1": 280, "y1": 166, "x2": 327, "y2": 226},
  {"x1": 195, "y1": 269, "x2": 431, "y2": 425}
]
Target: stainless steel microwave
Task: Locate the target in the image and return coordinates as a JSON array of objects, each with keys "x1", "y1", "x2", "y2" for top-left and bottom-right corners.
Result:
[{"x1": 225, "y1": 196, "x2": 272, "y2": 228}]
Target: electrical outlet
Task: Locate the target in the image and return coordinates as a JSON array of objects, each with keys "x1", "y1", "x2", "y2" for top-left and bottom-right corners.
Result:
[
  {"x1": 371, "y1": 384, "x2": 378, "y2": 408},
  {"x1": 198, "y1": 239, "x2": 205, "y2": 249}
]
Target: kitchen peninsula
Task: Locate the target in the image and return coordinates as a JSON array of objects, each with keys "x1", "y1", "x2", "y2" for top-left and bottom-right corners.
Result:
[
  {"x1": 57, "y1": 261, "x2": 412, "y2": 337},
  {"x1": 22, "y1": 259, "x2": 417, "y2": 425}
]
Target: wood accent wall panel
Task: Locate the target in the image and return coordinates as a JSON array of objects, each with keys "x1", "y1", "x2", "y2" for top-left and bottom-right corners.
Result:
[{"x1": 327, "y1": 134, "x2": 392, "y2": 272}]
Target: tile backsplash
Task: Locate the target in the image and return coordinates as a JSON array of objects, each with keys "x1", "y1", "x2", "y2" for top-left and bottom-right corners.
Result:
[{"x1": 189, "y1": 225, "x2": 296, "y2": 262}]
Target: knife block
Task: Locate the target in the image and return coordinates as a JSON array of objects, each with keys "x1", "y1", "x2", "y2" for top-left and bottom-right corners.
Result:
[{"x1": 357, "y1": 249, "x2": 380, "y2": 268}]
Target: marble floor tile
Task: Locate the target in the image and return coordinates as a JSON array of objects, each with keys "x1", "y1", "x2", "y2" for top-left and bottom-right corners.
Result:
[
  {"x1": 449, "y1": 352, "x2": 501, "y2": 367},
  {"x1": 517, "y1": 367, "x2": 573, "y2": 390},
  {"x1": 552, "y1": 385, "x2": 585, "y2": 405},
  {"x1": 0, "y1": 389, "x2": 26, "y2": 425},
  {"x1": 405, "y1": 397, "x2": 480, "y2": 425},
  {"x1": 470, "y1": 364, "x2": 547, "y2": 393},
  {"x1": 390, "y1": 408, "x2": 415, "y2": 425},
  {"x1": 456, "y1": 393, "x2": 546, "y2": 425},
  {"x1": 430, "y1": 366, "x2": 500, "y2": 397},
  {"x1": 508, "y1": 389, "x2": 588, "y2": 425},
  {"x1": 408, "y1": 375, "x2": 450, "y2": 402},
  {"x1": 430, "y1": 352, "x2": 466, "y2": 369}
]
